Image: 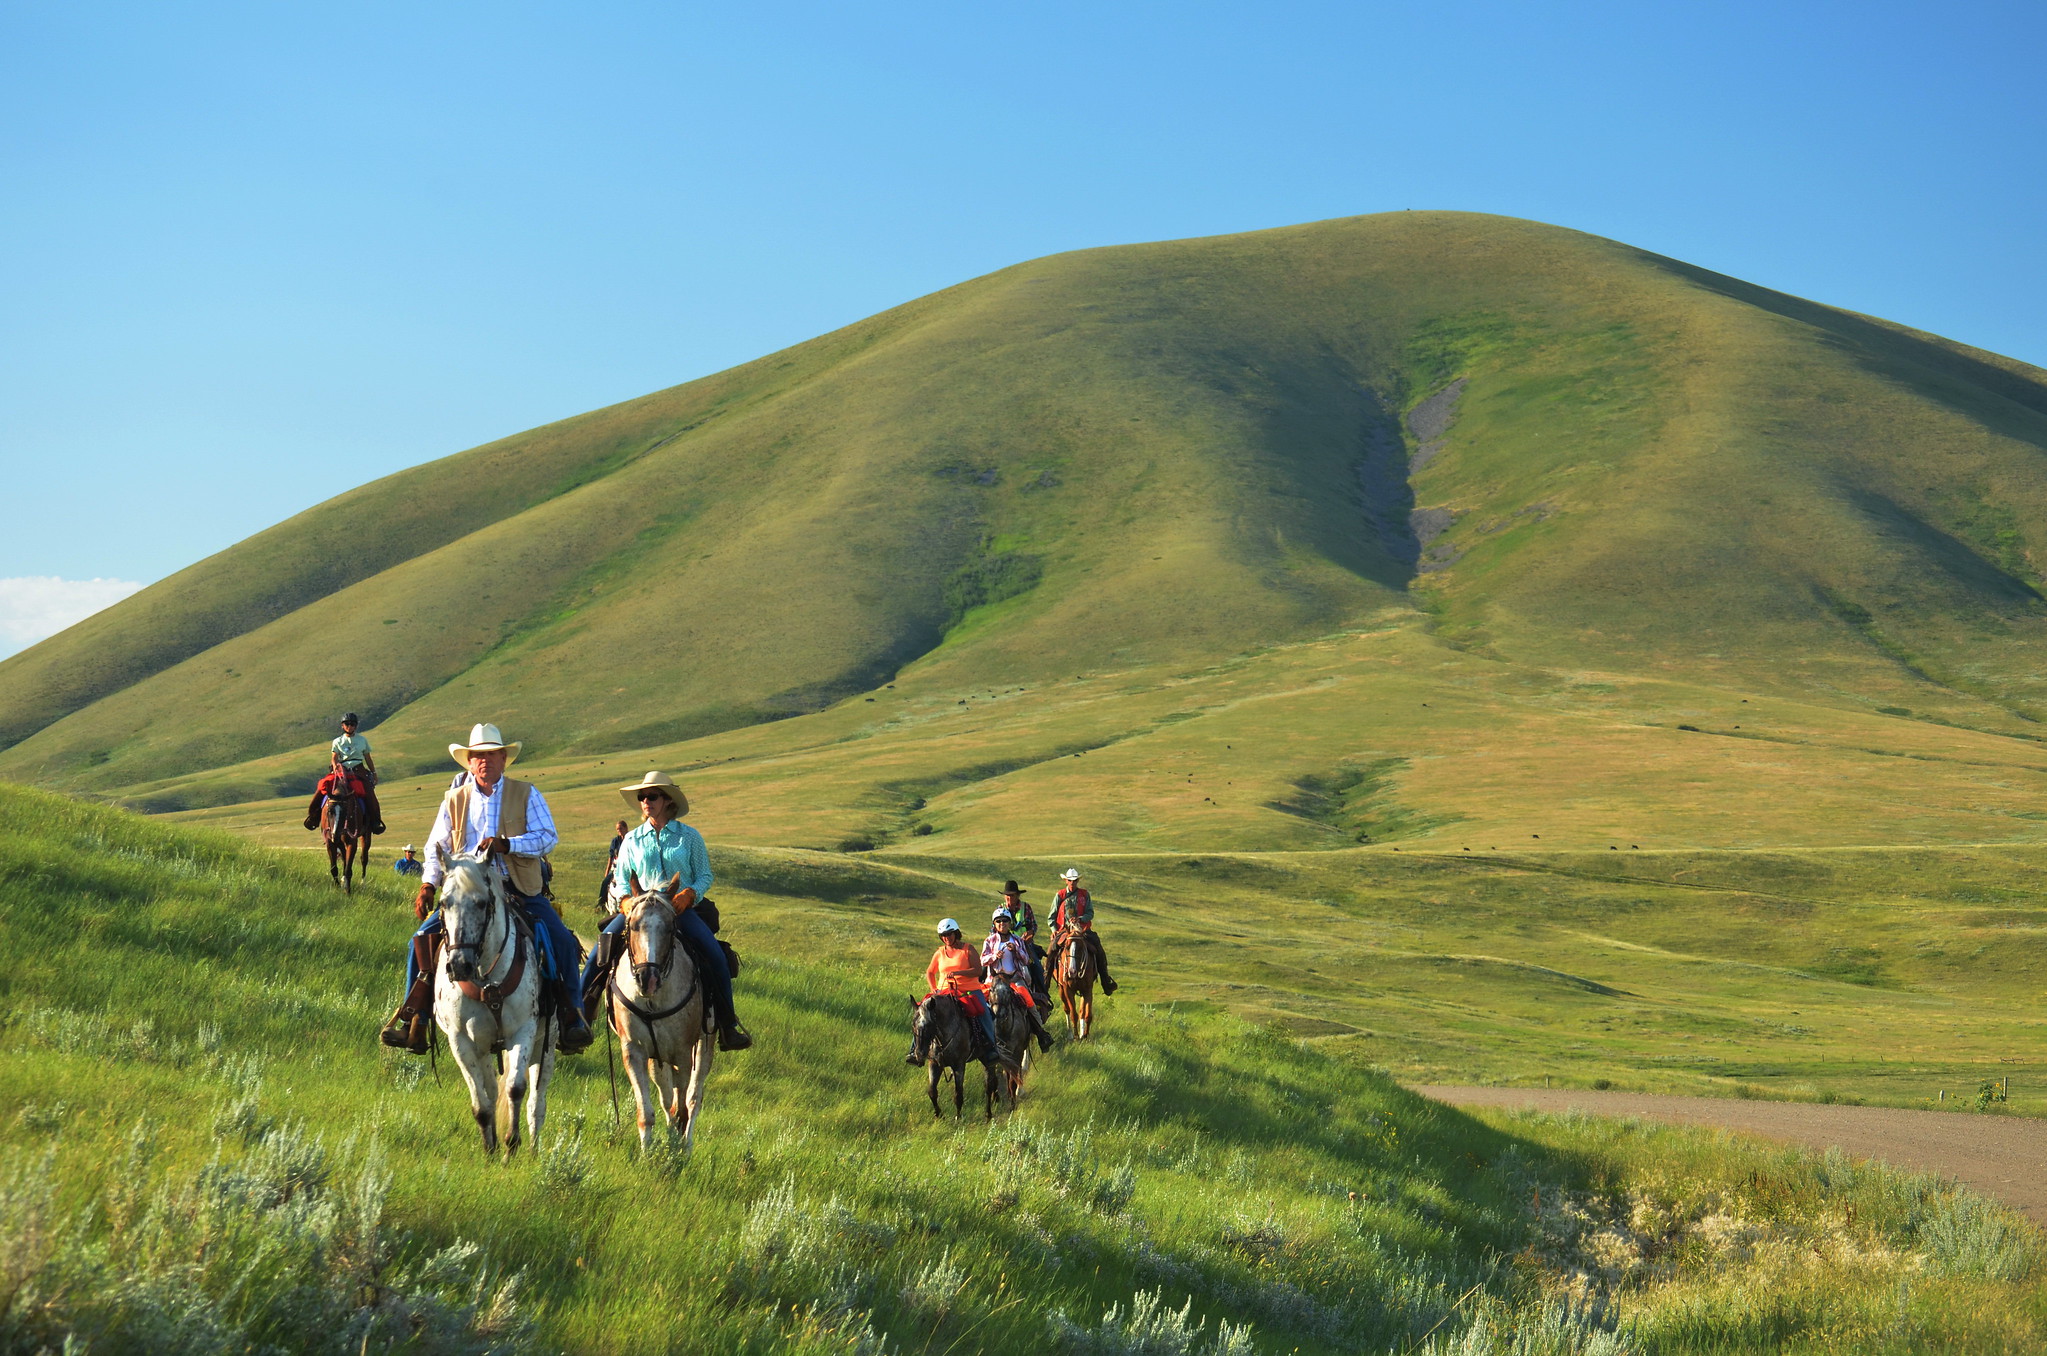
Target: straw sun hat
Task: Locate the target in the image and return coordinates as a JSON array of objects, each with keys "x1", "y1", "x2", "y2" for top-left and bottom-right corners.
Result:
[
  {"x1": 618, "y1": 770, "x2": 690, "y2": 817},
  {"x1": 448, "y1": 722, "x2": 522, "y2": 766}
]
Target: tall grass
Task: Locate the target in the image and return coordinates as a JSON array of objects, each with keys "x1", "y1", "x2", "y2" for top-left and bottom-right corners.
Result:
[{"x1": 3, "y1": 783, "x2": 2045, "y2": 1353}]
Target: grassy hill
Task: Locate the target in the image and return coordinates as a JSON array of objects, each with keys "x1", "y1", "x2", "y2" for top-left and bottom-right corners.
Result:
[
  {"x1": 9, "y1": 210, "x2": 2047, "y2": 845},
  {"x1": 5, "y1": 784, "x2": 2045, "y2": 1354}
]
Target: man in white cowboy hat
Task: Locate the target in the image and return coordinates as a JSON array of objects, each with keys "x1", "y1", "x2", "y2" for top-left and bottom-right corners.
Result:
[
  {"x1": 1050, "y1": 866, "x2": 1118, "y2": 995},
  {"x1": 579, "y1": 771, "x2": 753, "y2": 1050},
  {"x1": 377, "y1": 723, "x2": 595, "y2": 1055}
]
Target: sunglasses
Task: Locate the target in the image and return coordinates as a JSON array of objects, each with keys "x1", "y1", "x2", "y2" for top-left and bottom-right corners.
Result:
[{"x1": 636, "y1": 791, "x2": 668, "y2": 802}]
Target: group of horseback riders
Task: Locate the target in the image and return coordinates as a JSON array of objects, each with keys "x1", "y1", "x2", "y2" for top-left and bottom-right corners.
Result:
[
  {"x1": 906, "y1": 869, "x2": 1119, "y2": 1072},
  {"x1": 305, "y1": 712, "x2": 1116, "y2": 1082}
]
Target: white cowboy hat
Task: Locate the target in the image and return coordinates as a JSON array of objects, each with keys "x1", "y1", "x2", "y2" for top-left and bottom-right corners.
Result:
[
  {"x1": 449, "y1": 722, "x2": 521, "y2": 765},
  {"x1": 1061, "y1": 867, "x2": 1082, "y2": 880},
  {"x1": 618, "y1": 770, "x2": 690, "y2": 817}
]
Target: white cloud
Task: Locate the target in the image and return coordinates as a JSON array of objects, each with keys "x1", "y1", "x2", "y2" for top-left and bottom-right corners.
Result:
[{"x1": 0, "y1": 576, "x2": 146, "y2": 659}]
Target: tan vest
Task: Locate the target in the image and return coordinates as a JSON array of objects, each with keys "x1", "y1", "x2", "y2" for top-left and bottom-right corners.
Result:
[{"x1": 442, "y1": 777, "x2": 547, "y2": 897}]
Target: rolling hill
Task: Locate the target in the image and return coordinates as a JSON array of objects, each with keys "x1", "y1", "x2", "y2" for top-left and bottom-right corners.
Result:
[{"x1": 6, "y1": 210, "x2": 2047, "y2": 860}]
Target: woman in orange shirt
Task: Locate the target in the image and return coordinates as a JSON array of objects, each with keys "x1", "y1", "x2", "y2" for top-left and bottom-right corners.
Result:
[{"x1": 909, "y1": 918, "x2": 1018, "y2": 1070}]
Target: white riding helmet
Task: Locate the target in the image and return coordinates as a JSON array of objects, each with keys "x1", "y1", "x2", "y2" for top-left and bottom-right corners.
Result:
[
  {"x1": 992, "y1": 907, "x2": 1015, "y2": 923},
  {"x1": 937, "y1": 917, "x2": 962, "y2": 935}
]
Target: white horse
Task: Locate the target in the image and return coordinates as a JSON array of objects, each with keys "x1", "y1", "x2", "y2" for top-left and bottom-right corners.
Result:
[
  {"x1": 434, "y1": 852, "x2": 556, "y2": 1156},
  {"x1": 606, "y1": 876, "x2": 715, "y2": 1152}
]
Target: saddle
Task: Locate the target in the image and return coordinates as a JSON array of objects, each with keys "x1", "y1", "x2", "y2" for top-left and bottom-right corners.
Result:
[
  {"x1": 579, "y1": 899, "x2": 739, "y2": 1022},
  {"x1": 414, "y1": 903, "x2": 553, "y2": 1020}
]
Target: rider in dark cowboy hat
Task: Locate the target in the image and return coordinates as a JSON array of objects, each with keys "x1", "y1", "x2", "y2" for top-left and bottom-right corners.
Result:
[
  {"x1": 378, "y1": 723, "x2": 594, "y2": 1055},
  {"x1": 1000, "y1": 879, "x2": 1048, "y2": 995},
  {"x1": 580, "y1": 771, "x2": 753, "y2": 1051}
]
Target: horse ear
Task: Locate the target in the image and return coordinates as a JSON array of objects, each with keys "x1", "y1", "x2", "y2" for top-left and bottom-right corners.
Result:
[
  {"x1": 665, "y1": 870, "x2": 683, "y2": 897},
  {"x1": 628, "y1": 871, "x2": 642, "y2": 895}
]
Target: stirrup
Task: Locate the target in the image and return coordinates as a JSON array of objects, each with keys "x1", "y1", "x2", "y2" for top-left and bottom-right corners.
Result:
[
  {"x1": 556, "y1": 1013, "x2": 594, "y2": 1055},
  {"x1": 380, "y1": 1011, "x2": 427, "y2": 1054}
]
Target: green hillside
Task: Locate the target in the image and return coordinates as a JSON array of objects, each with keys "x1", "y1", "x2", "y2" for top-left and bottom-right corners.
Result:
[
  {"x1": 10, "y1": 210, "x2": 2047, "y2": 840},
  {"x1": 6, "y1": 784, "x2": 2044, "y2": 1354}
]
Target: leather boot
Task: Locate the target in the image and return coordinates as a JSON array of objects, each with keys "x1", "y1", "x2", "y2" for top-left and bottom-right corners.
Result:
[
  {"x1": 1092, "y1": 937, "x2": 1118, "y2": 995},
  {"x1": 581, "y1": 931, "x2": 622, "y2": 1023},
  {"x1": 304, "y1": 794, "x2": 323, "y2": 832},
  {"x1": 717, "y1": 1008, "x2": 754, "y2": 1051},
  {"x1": 1027, "y1": 1002, "x2": 1058, "y2": 1053},
  {"x1": 379, "y1": 978, "x2": 431, "y2": 1053},
  {"x1": 555, "y1": 981, "x2": 594, "y2": 1054}
]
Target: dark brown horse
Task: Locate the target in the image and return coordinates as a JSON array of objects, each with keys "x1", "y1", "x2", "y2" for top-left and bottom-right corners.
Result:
[
  {"x1": 1052, "y1": 927, "x2": 1098, "y2": 1040},
  {"x1": 985, "y1": 976, "x2": 1034, "y2": 1113},
  {"x1": 907, "y1": 994, "x2": 1005, "y2": 1120},
  {"x1": 322, "y1": 786, "x2": 369, "y2": 892}
]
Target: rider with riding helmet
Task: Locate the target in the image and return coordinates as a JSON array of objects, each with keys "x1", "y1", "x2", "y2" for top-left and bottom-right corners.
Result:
[
  {"x1": 378, "y1": 723, "x2": 594, "y2": 1056},
  {"x1": 304, "y1": 712, "x2": 386, "y2": 835},
  {"x1": 909, "y1": 919, "x2": 1022, "y2": 1071},
  {"x1": 983, "y1": 907, "x2": 1058, "y2": 1053},
  {"x1": 1051, "y1": 866, "x2": 1118, "y2": 994},
  {"x1": 580, "y1": 771, "x2": 753, "y2": 1051}
]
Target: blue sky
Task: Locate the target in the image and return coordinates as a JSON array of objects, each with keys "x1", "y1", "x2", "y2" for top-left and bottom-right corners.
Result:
[{"x1": 2, "y1": 1, "x2": 2043, "y2": 652}]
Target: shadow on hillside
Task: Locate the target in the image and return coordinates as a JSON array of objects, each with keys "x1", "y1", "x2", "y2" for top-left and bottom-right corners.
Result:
[{"x1": 1642, "y1": 252, "x2": 2047, "y2": 449}]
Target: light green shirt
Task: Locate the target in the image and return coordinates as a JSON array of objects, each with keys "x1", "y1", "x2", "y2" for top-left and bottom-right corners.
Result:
[
  {"x1": 332, "y1": 732, "x2": 371, "y2": 766},
  {"x1": 610, "y1": 820, "x2": 713, "y2": 901}
]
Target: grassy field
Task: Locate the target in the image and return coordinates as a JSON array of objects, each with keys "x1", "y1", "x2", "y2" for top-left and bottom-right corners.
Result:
[
  {"x1": 9, "y1": 209, "x2": 2047, "y2": 1348},
  {"x1": 6, "y1": 783, "x2": 2047, "y2": 1353},
  {"x1": 135, "y1": 610, "x2": 2047, "y2": 1116}
]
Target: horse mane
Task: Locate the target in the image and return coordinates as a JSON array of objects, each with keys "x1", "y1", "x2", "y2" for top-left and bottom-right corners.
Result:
[{"x1": 441, "y1": 856, "x2": 496, "y2": 906}]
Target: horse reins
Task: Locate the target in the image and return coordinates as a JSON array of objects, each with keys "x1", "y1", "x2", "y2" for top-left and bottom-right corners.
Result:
[{"x1": 444, "y1": 880, "x2": 527, "y2": 1051}]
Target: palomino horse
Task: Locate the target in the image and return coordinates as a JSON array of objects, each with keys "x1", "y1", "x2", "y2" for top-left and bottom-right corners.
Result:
[
  {"x1": 1052, "y1": 927, "x2": 1098, "y2": 1040},
  {"x1": 607, "y1": 876, "x2": 715, "y2": 1152},
  {"x1": 321, "y1": 784, "x2": 370, "y2": 892},
  {"x1": 434, "y1": 853, "x2": 555, "y2": 1155},
  {"x1": 907, "y1": 993, "x2": 1005, "y2": 1121}
]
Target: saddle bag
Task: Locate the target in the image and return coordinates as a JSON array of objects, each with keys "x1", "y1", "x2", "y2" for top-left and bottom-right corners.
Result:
[
  {"x1": 693, "y1": 896, "x2": 722, "y2": 934},
  {"x1": 718, "y1": 939, "x2": 741, "y2": 978}
]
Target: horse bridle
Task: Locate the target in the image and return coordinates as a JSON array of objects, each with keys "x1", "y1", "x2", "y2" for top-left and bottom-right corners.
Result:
[
  {"x1": 444, "y1": 875, "x2": 510, "y2": 989},
  {"x1": 623, "y1": 893, "x2": 678, "y2": 989},
  {"x1": 608, "y1": 892, "x2": 700, "y2": 1064}
]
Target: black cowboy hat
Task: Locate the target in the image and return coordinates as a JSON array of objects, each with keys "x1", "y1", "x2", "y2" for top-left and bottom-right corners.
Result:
[{"x1": 1002, "y1": 879, "x2": 1027, "y2": 894}]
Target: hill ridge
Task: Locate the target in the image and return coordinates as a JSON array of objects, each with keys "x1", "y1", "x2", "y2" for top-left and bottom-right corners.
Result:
[{"x1": 6, "y1": 209, "x2": 2047, "y2": 857}]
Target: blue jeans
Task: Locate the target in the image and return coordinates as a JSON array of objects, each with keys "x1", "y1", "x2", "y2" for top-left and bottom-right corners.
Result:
[
  {"x1": 408, "y1": 890, "x2": 579, "y2": 990},
  {"x1": 584, "y1": 907, "x2": 735, "y2": 1022}
]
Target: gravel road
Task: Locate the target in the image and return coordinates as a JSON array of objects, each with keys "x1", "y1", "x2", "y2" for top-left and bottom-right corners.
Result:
[{"x1": 1418, "y1": 1086, "x2": 2047, "y2": 1225}]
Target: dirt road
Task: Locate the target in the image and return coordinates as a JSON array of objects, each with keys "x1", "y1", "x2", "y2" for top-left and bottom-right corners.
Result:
[{"x1": 1419, "y1": 1086, "x2": 2047, "y2": 1225}]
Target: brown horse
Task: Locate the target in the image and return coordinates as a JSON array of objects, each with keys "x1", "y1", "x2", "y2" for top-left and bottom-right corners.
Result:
[
  {"x1": 1052, "y1": 927, "x2": 1098, "y2": 1040},
  {"x1": 322, "y1": 785, "x2": 369, "y2": 892}
]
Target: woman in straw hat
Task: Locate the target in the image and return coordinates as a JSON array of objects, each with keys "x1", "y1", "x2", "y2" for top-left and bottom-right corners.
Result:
[
  {"x1": 580, "y1": 771, "x2": 753, "y2": 1051},
  {"x1": 378, "y1": 723, "x2": 595, "y2": 1055}
]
